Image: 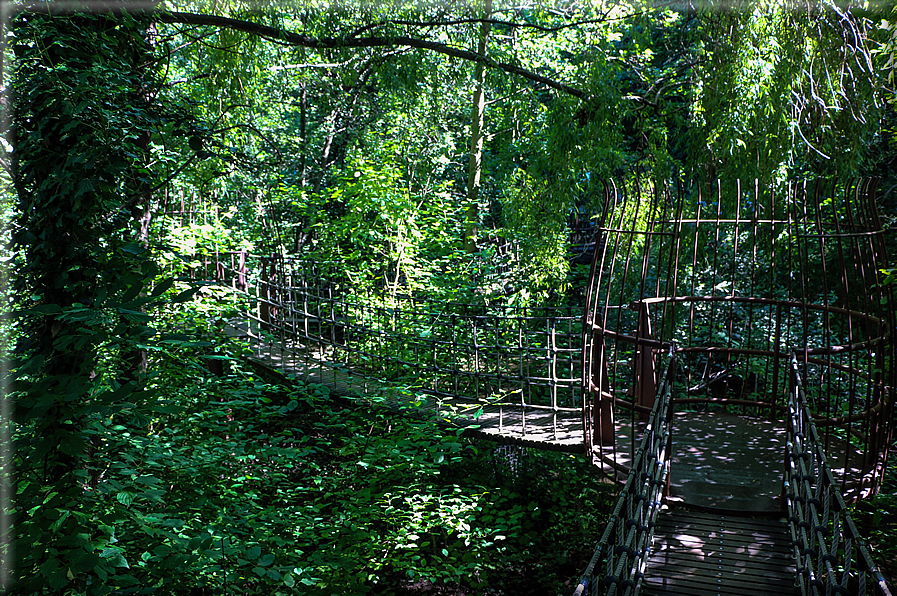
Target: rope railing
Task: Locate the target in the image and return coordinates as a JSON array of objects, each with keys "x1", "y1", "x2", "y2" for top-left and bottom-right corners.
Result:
[
  {"x1": 573, "y1": 350, "x2": 676, "y2": 596},
  {"x1": 785, "y1": 352, "x2": 893, "y2": 596},
  {"x1": 183, "y1": 250, "x2": 586, "y2": 445}
]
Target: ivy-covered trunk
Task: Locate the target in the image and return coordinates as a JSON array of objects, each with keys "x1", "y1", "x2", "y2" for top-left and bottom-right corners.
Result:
[{"x1": 12, "y1": 10, "x2": 160, "y2": 592}]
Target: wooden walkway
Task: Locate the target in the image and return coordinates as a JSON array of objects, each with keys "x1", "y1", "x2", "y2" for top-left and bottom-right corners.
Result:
[
  {"x1": 594, "y1": 413, "x2": 804, "y2": 510},
  {"x1": 666, "y1": 412, "x2": 786, "y2": 513},
  {"x1": 665, "y1": 411, "x2": 872, "y2": 511},
  {"x1": 597, "y1": 411, "x2": 873, "y2": 511},
  {"x1": 642, "y1": 509, "x2": 797, "y2": 595},
  {"x1": 226, "y1": 321, "x2": 586, "y2": 452},
  {"x1": 634, "y1": 411, "x2": 882, "y2": 595}
]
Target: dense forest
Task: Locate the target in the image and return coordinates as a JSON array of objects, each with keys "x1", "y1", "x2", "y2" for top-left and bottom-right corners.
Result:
[{"x1": 7, "y1": 1, "x2": 897, "y2": 594}]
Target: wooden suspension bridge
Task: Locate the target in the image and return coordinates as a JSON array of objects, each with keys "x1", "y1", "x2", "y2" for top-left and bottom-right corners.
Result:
[{"x1": 192, "y1": 179, "x2": 893, "y2": 595}]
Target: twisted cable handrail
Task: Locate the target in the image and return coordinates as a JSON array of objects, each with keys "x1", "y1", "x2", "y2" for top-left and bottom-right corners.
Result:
[
  {"x1": 785, "y1": 352, "x2": 893, "y2": 596},
  {"x1": 573, "y1": 349, "x2": 676, "y2": 596}
]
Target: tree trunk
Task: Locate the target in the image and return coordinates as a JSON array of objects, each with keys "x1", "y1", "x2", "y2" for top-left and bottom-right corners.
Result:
[
  {"x1": 300, "y1": 81, "x2": 307, "y2": 188},
  {"x1": 12, "y1": 9, "x2": 162, "y2": 591},
  {"x1": 123, "y1": 21, "x2": 158, "y2": 382},
  {"x1": 464, "y1": 0, "x2": 492, "y2": 254}
]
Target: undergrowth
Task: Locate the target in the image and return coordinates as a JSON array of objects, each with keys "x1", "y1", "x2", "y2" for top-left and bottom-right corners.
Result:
[{"x1": 15, "y1": 333, "x2": 614, "y2": 595}]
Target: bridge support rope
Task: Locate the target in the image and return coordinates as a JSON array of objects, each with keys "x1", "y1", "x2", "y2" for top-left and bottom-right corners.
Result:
[
  {"x1": 573, "y1": 350, "x2": 676, "y2": 596},
  {"x1": 786, "y1": 353, "x2": 893, "y2": 596}
]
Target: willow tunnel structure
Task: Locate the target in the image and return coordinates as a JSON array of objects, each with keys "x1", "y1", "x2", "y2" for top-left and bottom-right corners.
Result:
[{"x1": 582, "y1": 179, "x2": 895, "y2": 500}]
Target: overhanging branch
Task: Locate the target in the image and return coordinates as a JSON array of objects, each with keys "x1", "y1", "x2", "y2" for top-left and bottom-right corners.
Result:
[
  {"x1": 156, "y1": 12, "x2": 590, "y2": 101},
  {"x1": 19, "y1": 4, "x2": 592, "y2": 100}
]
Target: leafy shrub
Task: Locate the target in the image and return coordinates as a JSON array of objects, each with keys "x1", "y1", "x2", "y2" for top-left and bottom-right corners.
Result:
[{"x1": 14, "y1": 320, "x2": 614, "y2": 594}]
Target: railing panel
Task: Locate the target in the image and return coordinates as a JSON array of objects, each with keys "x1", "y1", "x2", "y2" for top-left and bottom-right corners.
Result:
[
  {"x1": 785, "y1": 353, "x2": 892, "y2": 596},
  {"x1": 573, "y1": 351, "x2": 676, "y2": 596},
  {"x1": 199, "y1": 253, "x2": 585, "y2": 437}
]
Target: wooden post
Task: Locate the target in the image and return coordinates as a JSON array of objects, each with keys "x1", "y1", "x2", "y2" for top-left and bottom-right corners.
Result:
[
  {"x1": 592, "y1": 335, "x2": 615, "y2": 446},
  {"x1": 867, "y1": 380, "x2": 886, "y2": 468},
  {"x1": 237, "y1": 250, "x2": 247, "y2": 292},
  {"x1": 634, "y1": 301, "x2": 657, "y2": 421},
  {"x1": 259, "y1": 257, "x2": 271, "y2": 333},
  {"x1": 771, "y1": 303, "x2": 782, "y2": 419}
]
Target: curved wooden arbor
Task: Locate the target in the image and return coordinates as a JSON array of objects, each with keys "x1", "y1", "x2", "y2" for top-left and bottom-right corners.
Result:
[
  {"x1": 574, "y1": 179, "x2": 894, "y2": 596},
  {"x1": 582, "y1": 178, "x2": 895, "y2": 504}
]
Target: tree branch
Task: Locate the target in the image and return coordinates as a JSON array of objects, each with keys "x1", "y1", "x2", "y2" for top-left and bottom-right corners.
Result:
[
  {"x1": 20, "y1": 4, "x2": 592, "y2": 99},
  {"x1": 155, "y1": 11, "x2": 590, "y2": 100},
  {"x1": 348, "y1": 14, "x2": 622, "y2": 38}
]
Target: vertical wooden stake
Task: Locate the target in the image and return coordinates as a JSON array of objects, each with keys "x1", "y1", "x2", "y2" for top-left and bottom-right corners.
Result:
[
  {"x1": 259, "y1": 258, "x2": 271, "y2": 333},
  {"x1": 634, "y1": 302, "x2": 657, "y2": 421},
  {"x1": 592, "y1": 336, "x2": 614, "y2": 446}
]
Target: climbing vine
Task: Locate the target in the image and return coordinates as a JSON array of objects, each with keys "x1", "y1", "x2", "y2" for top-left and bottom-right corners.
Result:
[{"x1": 11, "y1": 10, "x2": 169, "y2": 592}]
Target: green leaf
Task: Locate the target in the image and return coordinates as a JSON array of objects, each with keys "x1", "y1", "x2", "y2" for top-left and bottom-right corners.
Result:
[
  {"x1": 120, "y1": 242, "x2": 146, "y2": 256},
  {"x1": 47, "y1": 566, "x2": 69, "y2": 590},
  {"x1": 58, "y1": 434, "x2": 86, "y2": 456},
  {"x1": 50, "y1": 509, "x2": 71, "y2": 532},
  {"x1": 153, "y1": 545, "x2": 171, "y2": 557},
  {"x1": 171, "y1": 287, "x2": 200, "y2": 303},
  {"x1": 18, "y1": 304, "x2": 63, "y2": 315},
  {"x1": 150, "y1": 277, "x2": 175, "y2": 297},
  {"x1": 119, "y1": 308, "x2": 152, "y2": 322},
  {"x1": 101, "y1": 547, "x2": 130, "y2": 568}
]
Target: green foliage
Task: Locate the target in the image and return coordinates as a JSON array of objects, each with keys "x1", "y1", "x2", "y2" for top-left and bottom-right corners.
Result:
[
  {"x1": 14, "y1": 287, "x2": 614, "y2": 594},
  {"x1": 13, "y1": 3, "x2": 897, "y2": 593},
  {"x1": 501, "y1": 169, "x2": 571, "y2": 295},
  {"x1": 690, "y1": 3, "x2": 886, "y2": 182},
  {"x1": 10, "y1": 10, "x2": 187, "y2": 594},
  {"x1": 295, "y1": 150, "x2": 460, "y2": 297},
  {"x1": 853, "y1": 450, "x2": 897, "y2": 584}
]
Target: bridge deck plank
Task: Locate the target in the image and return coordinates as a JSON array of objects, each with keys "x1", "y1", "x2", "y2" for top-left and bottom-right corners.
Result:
[
  {"x1": 665, "y1": 412, "x2": 786, "y2": 513},
  {"x1": 664, "y1": 411, "x2": 871, "y2": 512},
  {"x1": 640, "y1": 508, "x2": 798, "y2": 596}
]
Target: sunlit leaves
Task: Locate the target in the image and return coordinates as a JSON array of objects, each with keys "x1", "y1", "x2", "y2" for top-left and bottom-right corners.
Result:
[{"x1": 691, "y1": 2, "x2": 886, "y2": 182}]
